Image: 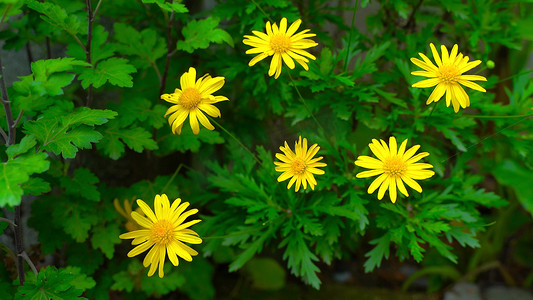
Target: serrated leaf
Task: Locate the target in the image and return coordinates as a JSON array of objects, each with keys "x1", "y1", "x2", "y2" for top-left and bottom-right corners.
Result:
[
  {"x1": 64, "y1": 266, "x2": 96, "y2": 291},
  {"x1": 67, "y1": 25, "x2": 115, "y2": 64},
  {"x1": 114, "y1": 23, "x2": 166, "y2": 65},
  {"x1": 141, "y1": 0, "x2": 188, "y2": 13},
  {"x1": 280, "y1": 230, "x2": 321, "y2": 289},
  {"x1": 91, "y1": 222, "x2": 120, "y2": 259},
  {"x1": 0, "y1": 152, "x2": 49, "y2": 207},
  {"x1": 60, "y1": 168, "x2": 100, "y2": 201},
  {"x1": 176, "y1": 17, "x2": 234, "y2": 53},
  {"x1": 6, "y1": 135, "x2": 36, "y2": 159},
  {"x1": 111, "y1": 271, "x2": 134, "y2": 292},
  {"x1": 364, "y1": 232, "x2": 391, "y2": 272},
  {"x1": 21, "y1": 177, "x2": 51, "y2": 196},
  {"x1": 14, "y1": 266, "x2": 86, "y2": 300},
  {"x1": 25, "y1": 0, "x2": 81, "y2": 36},
  {"x1": 97, "y1": 120, "x2": 158, "y2": 160},
  {"x1": 53, "y1": 201, "x2": 98, "y2": 242},
  {"x1": 157, "y1": 126, "x2": 224, "y2": 154},
  {"x1": 78, "y1": 57, "x2": 136, "y2": 88},
  {"x1": 23, "y1": 108, "x2": 117, "y2": 159}
]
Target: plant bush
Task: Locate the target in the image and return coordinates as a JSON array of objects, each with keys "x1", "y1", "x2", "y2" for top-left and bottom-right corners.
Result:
[{"x1": 1, "y1": 0, "x2": 532, "y2": 298}]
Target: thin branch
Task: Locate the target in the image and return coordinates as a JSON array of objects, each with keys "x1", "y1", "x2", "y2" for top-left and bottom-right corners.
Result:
[
  {"x1": 13, "y1": 110, "x2": 24, "y2": 129},
  {"x1": 85, "y1": 0, "x2": 94, "y2": 107},
  {"x1": 0, "y1": 217, "x2": 16, "y2": 227},
  {"x1": 92, "y1": 0, "x2": 103, "y2": 21},
  {"x1": 0, "y1": 50, "x2": 16, "y2": 146},
  {"x1": 72, "y1": 34, "x2": 87, "y2": 53},
  {"x1": 14, "y1": 206, "x2": 24, "y2": 285},
  {"x1": 158, "y1": 11, "x2": 175, "y2": 97},
  {"x1": 0, "y1": 127, "x2": 7, "y2": 144},
  {"x1": 19, "y1": 251, "x2": 38, "y2": 276},
  {"x1": 344, "y1": 0, "x2": 359, "y2": 71}
]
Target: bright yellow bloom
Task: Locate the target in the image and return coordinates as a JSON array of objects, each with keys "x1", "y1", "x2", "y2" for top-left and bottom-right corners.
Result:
[
  {"x1": 161, "y1": 67, "x2": 228, "y2": 135},
  {"x1": 411, "y1": 43, "x2": 487, "y2": 113},
  {"x1": 243, "y1": 18, "x2": 318, "y2": 79},
  {"x1": 354, "y1": 137, "x2": 435, "y2": 203},
  {"x1": 119, "y1": 194, "x2": 202, "y2": 278},
  {"x1": 274, "y1": 136, "x2": 326, "y2": 192},
  {"x1": 113, "y1": 198, "x2": 144, "y2": 232}
]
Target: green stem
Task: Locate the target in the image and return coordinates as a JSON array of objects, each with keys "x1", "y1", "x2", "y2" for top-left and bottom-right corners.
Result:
[
  {"x1": 287, "y1": 73, "x2": 325, "y2": 133},
  {"x1": 209, "y1": 117, "x2": 261, "y2": 165},
  {"x1": 344, "y1": 0, "x2": 359, "y2": 71},
  {"x1": 162, "y1": 164, "x2": 182, "y2": 193},
  {"x1": 463, "y1": 114, "x2": 533, "y2": 119},
  {"x1": 495, "y1": 69, "x2": 533, "y2": 84},
  {"x1": 250, "y1": 0, "x2": 272, "y2": 22}
]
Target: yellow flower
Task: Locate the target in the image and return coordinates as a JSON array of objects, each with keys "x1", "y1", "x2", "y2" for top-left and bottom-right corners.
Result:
[
  {"x1": 243, "y1": 18, "x2": 318, "y2": 79},
  {"x1": 161, "y1": 67, "x2": 229, "y2": 135},
  {"x1": 274, "y1": 136, "x2": 326, "y2": 192},
  {"x1": 354, "y1": 137, "x2": 435, "y2": 203},
  {"x1": 119, "y1": 194, "x2": 202, "y2": 278},
  {"x1": 113, "y1": 197, "x2": 144, "y2": 232},
  {"x1": 411, "y1": 43, "x2": 487, "y2": 113}
]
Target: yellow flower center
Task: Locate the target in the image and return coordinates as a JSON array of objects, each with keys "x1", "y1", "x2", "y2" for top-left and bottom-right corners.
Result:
[
  {"x1": 179, "y1": 88, "x2": 202, "y2": 110},
  {"x1": 270, "y1": 34, "x2": 291, "y2": 53},
  {"x1": 439, "y1": 65, "x2": 459, "y2": 83},
  {"x1": 383, "y1": 156, "x2": 407, "y2": 177},
  {"x1": 150, "y1": 220, "x2": 174, "y2": 245},
  {"x1": 291, "y1": 158, "x2": 306, "y2": 175}
]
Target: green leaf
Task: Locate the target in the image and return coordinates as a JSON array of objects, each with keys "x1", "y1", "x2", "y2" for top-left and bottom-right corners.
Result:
[
  {"x1": 21, "y1": 177, "x2": 51, "y2": 196},
  {"x1": 25, "y1": 0, "x2": 81, "y2": 36},
  {"x1": 176, "y1": 17, "x2": 234, "y2": 53},
  {"x1": 0, "y1": 151, "x2": 49, "y2": 207},
  {"x1": 67, "y1": 25, "x2": 115, "y2": 64},
  {"x1": 78, "y1": 57, "x2": 137, "y2": 88},
  {"x1": 14, "y1": 266, "x2": 86, "y2": 300},
  {"x1": 364, "y1": 232, "x2": 392, "y2": 273},
  {"x1": 91, "y1": 222, "x2": 120, "y2": 259},
  {"x1": 141, "y1": 266, "x2": 186, "y2": 294},
  {"x1": 53, "y1": 200, "x2": 98, "y2": 242},
  {"x1": 97, "y1": 120, "x2": 158, "y2": 160},
  {"x1": 113, "y1": 23, "x2": 166, "y2": 65},
  {"x1": 141, "y1": 0, "x2": 188, "y2": 13},
  {"x1": 23, "y1": 107, "x2": 117, "y2": 159},
  {"x1": 64, "y1": 266, "x2": 96, "y2": 291},
  {"x1": 280, "y1": 230, "x2": 321, "y2": 289},
  {"x1": 6, "y1": 135, "x2": 36, "y2": 159},
  {"x1": 157, "y1": 126, "x2": 224, "y2": 154},
  {"x1": 59, "y1": 168, "x2": 100, "y2": 201},
  {"x1": 111, "y1": 271, "x2": 134, "y2": 292}
]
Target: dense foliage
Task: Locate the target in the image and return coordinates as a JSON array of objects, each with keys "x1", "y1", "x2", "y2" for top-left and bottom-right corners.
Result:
[{"x1": 1, "y1": 0, "x2": 532, "y2": 298}]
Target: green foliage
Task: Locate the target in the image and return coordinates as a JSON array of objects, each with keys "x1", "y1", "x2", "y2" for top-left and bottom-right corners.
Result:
[
  {"x1": 14, "y1": 266, "x2": 89, "y2": 299},
  {"x1": 23, "y1": 107, "x2": 117, "y2": 158},
  {"x1": 176, "y1": 17, "x2": 234, "y2": 53},
  {"x1": 1, "y1": 0, "x2": 532, "y2": 298},
  {"x1": 0, "y1": 136, "x2": 49, "y2": 207}
]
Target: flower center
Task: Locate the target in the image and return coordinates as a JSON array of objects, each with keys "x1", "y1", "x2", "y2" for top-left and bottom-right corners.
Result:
[
  {"x1": 179, "y1": 88, "x2": 202, "y2": 110},
  {"x1": 439, "y1": 65, "x2": 459, "y2": 83},
  {"x1": 270, "y1": 34, "x2": 291, "y2": 53},
  {"x1": 291, "y1": 158, "x2": 306, "y2": 175},
  {"x1": 150, "y1": 220, "x2": 174, "y2": 245},
  {"x1": 383, "y1": 156, "x2": 406, "y2": 177}
]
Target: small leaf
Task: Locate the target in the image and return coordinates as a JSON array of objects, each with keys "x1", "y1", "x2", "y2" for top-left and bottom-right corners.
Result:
[
  {"x1": 176, "y1": 17, "x2": 234, "y2": 53},
  {"x1": 78, "y1": 58, "x2": 137, "y2": 88},
  {"x1": 91, "y1": 223, "x2": 120, "y2": 259}
]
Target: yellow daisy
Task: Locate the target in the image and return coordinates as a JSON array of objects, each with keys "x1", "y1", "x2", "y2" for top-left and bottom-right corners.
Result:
[
  {"x1": 354, "y1": 137, "x2": 435, "y2": 203},
  {"x1": 161, "y1": 67, "x2": 229, "y2": 135},
  {"x1": 119, "y1": 194, "x2": 202, "y2": 278},
  {"x1": 411, "y1": 43, "x2": 487, "y2": 113},
  {"x1": 243, "y1": 18, "x2": 318, "y2": 79},
  {"x1": 274, "y1": 136, "x2": 327, "y2": 192}
]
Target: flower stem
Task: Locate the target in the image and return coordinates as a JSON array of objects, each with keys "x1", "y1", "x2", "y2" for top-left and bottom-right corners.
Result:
[
  {"x1": 209, "y1": 117, "x2": 261, "y2": 165},
  {"x1": 288, "y1": 73, "x2": 325, "y2": 133},
  {"x1": 250, "y1": 0, "x2": 272, "y2": 22},
  {"x1": 344, "y1": 0, "x2": 359, "y2": 71}
]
